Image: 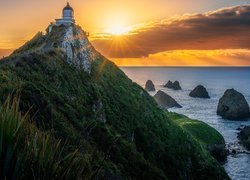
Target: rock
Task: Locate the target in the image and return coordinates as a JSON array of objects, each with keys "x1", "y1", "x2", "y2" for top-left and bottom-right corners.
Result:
[
  {"x1": 52, "y1": 26, "x2": 98, "y2": 73},
  {"x1": 236, "y1": 127, "x2": 242, "y2": 131},
  {"x1": 145, "y1": 80, "x2": 155, "y2": 91},
  {"x1": 172, "y1": 81, "x2": 181, "y2": 90},
  {"x1": 164, "y1": 81, "x2": 173, "y2": 88},
  {"x1": 208, "y1": 144, "x2": 227, "y2": 162},
  {"x1": 238, "y1": 126, "x2": 250, "y2": 150},
  {"x1": 154, "y1": 90, "x2": 182, "y2": 109},
  {"x1": 217, "y1": 89, "x2": 250, "y2": 120},
  {"x1": 189, "y1": 85, "x2": 210, "y2": 98},
  {"x1": 164, "y1": 80, "x2": 181, "y2": 90}
]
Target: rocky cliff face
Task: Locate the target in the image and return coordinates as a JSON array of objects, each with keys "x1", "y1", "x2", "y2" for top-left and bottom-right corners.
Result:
[
  {"x1": 12, "y1": 25, "x2": 99, "y2": 73},
  {"x1": 60, "y1": 26, "x2": 98, "y2": 73}
]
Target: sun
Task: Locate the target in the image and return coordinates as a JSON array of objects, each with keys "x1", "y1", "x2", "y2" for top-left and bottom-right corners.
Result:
[{"x1": 106, "y1": 25, "x2": 131, "y2": 35}]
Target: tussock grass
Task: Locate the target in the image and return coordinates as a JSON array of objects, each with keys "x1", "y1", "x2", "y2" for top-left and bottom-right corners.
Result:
[{"x1": 0, "y1": 96, "x2": 91, "y2": 179}]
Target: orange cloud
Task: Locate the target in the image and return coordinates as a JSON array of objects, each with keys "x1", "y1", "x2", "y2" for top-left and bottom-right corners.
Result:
[
  {"x1": 92, "y1": 5, "x2": 250, "y2": 58},
  {"x1": 110, "y1": 49, "x2": 250, "y2": 66}
]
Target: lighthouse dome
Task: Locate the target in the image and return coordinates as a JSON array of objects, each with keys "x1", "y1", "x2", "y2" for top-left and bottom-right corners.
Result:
[
  {"x1": 63, "y1": 2, "x2": 74, "y2": 19},
  {"x1": 63, "y1": 2, "x2": 74, "y2": 11}
]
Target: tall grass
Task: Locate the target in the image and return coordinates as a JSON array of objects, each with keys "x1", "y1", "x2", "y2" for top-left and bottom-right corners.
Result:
[{"x1": 0, "y1": 96, "x2": 90, "y2": 179}]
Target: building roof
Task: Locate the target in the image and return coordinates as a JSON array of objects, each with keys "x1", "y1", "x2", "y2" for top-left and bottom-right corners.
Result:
[{"x1": 63, "y1": 2, "x2": 74, "y2": 11}]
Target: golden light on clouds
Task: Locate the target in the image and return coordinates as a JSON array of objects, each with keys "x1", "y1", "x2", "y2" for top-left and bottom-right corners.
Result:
[{"x1": 110, "y1": 49, "x2": 250, "y2": 67}]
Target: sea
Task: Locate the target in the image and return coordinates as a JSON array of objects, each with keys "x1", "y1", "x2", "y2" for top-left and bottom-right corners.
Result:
[{"x1": 121, "y1": 67, "x2": 250, "y2": 180}]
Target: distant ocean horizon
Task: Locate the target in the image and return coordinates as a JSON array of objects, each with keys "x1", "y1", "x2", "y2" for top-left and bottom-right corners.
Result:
[{"x1": 121, "y1": 66, "x2": 250, "y2": 180}]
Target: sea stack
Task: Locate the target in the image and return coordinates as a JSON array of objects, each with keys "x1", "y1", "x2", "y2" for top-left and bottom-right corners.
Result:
[
  {"x1": 154, "y1": 90, "x2": 182, "y2": 109},
  {"x1": 164, "y1": 80, "x2": 181, "y2": 90},
  {"x1": 145, "y1": 80, "x2": 155, "y2": 91},
  {"x1": 217, "y1": 89, "x2": 250, "y2": 120},
  {"x1": 164, "y1": 81, "x2": 173, "y2": 88},
  {"x1": 189, "y1": 85, "x2": 210, "y2": 99},
  {"x1": 172, "y1": 81, "x2": 181, "y2": 90},
  {"x1": 238, "y1": 126, "x2": 250, "y2": 150}
]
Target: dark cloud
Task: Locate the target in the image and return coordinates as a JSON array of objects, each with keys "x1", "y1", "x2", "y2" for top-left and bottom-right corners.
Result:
[{"x1": 92, "y1": 5, "x2": 250, "y2": 58}]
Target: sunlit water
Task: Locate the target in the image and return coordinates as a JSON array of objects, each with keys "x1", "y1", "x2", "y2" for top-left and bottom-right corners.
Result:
[{"x1": 121, "y1": 67, "x2": 250, "y2": 180}]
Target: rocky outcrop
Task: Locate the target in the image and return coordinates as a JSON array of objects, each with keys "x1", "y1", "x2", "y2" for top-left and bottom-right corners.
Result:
[
  {"x1": 154, "y1": 91, "x2": 182, "y2": 108},
  {"x1": 164, "y1": 81, "x2": 173, "y2": 88},
  {"x1": 189, "y1": 85, "x2": 210, "y2": 98},
  {"x1": 12, "y1": 25, "x2": 99, "y2": 74},
  {"x1": 164, "y1": 80, "x2": 181, "y2": 90},
  {"x1": 172, "y1": 81, "x2": 181, "y2": 90},
  {"x1": 217, "y1": 89, "x2": 250, "y2": 120},
  {"x1": 145, "y1": 80, "x2": 155, "y2": 91},
  {"x1": 208, "y1": 145, "x2": 227, "y2": 162},
  {"x1": 60, "y1": 26, "x2": 98, "y2": 73},
  {"x1": 238, "y1": 126, "x2": 250, "y2": 150}
]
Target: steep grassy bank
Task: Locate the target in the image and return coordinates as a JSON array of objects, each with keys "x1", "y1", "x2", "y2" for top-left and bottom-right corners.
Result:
[
  {"x1": 0, "y1": 25, "x2": 229, "y2": 179},
  {"x1": 167, "y1": 112, "x2": 227, "y2": 161}
]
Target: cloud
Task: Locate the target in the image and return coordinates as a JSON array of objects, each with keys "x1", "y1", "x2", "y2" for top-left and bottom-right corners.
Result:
[
  {"x1": 92, "y1": 5, "x2": 250, "y2": 58},
  {"x1": 110, "y1": 49, "x2": 250, "y2": 66}
]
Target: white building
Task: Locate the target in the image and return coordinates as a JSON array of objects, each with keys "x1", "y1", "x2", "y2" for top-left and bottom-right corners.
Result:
[
  {"x1": 55, "y1": 2, "x2": 75, "y2": 25},
  {"x1": 48, "y1": 2, "x2": 75, "y2": 32}
]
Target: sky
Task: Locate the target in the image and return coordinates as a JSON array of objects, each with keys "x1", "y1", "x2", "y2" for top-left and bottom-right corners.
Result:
[{"x1": 1, "y1": 0, "x2": 250, "y2": 66}]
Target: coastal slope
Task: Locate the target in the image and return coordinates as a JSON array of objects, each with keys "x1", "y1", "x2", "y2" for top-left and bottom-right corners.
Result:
[{"x1": 0, "y1": 25, "x2": 229, "y2": 179}]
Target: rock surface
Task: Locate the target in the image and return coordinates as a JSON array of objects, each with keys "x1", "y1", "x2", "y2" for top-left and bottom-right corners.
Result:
[
  {"x1": 189, "y1": 85, "x2": 210, "y2": 98},
  {"x1": 172, "y1": 81, "x2": 181, "y2": 90},
  {"x1": 60, "y1": 26, "x2": 98, "y2": 73},
  {"x1": 217, "y1": 89, "x2": 250, "y2": 120},
  {"x1": 238, "y1": 126, "x2": 250, "y2": 150},
  {"x1": 145, "y1": 80, "x2": 155, "y2": 91},
  {"x1": 209, "y1": 144, "x2": 227, "y2": 162},
  {"x1": 154, "y1": 90, "x2": 182, "y2": 108},
  {"x1": 164, "y1": 81, "x2": 173, "y2": 88},
  {"x1": 12, "y1": 25, "x2": 99, "y2": 73},
  {"x1": 164, "y1": 80, "x2": 181, "y2": 90}
]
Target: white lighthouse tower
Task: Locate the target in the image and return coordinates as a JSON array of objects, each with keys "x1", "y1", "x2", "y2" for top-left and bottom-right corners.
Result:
[
  {"x1": 47, "y1": 2, "x2": 76, "y2": 33},
  {"x1": 55, "y1": 2, "x2": 75, "y2": 25}
]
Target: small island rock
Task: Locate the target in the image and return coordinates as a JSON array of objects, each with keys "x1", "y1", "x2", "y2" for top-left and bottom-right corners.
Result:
[
  {"x1": 154, "y1": 90, "x2": 182, "y2": 109},
  {"x1": 217, "y1": 89, "x2": 250, "y2": 120},
  {"x1": 145, "y1": 80, "x2": 155, "y2": 91},
  {"x1": 164, "y1": 81, "x2": 173, "y2": 88},
  {"x1": 164, "y1": 80, "x2": 181, "y2": 90},
  {"x1": 238, "y1": 126, "x2": 250, "y2": 150},
  {"x1": 189, "y1": 85, "x2": 210, "y2": 98},
  {"x1": 172, "y1": 81, "x2": 181, "y2": 90}
]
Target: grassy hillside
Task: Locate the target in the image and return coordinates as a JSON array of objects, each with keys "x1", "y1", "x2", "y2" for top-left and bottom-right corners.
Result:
[
  {"x1": 0, "y1": 29, "x2": 229, "y2": 179},
  {"x1": 168, "y1": 112, "x2": 225, "y2": 147}
]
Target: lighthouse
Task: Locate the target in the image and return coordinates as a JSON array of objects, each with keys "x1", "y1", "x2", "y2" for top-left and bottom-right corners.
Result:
[
  {"x1": 47, "y1": 2, "x2": 76, "y2": 33},
  {"x1": 55, "y1": 2, "x2": 75, "y2": 26}
]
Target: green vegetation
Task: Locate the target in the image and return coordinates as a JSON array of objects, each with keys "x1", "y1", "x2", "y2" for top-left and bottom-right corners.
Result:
[
  {"x1": 12, "y1": 32, "x2": 45, "y2": 55},
  {"x1": 0, "y1": 96, "x2": 92, "y2": 179},
  {"x1": 0, "y1": 26, "x2": 230, "y2": 179},
  {"x1": 167, "y1": 112, "x2": 227, "y2": 162},
  {"x1": 168, "y1": 112, "x2": 225, "y2": 147}
]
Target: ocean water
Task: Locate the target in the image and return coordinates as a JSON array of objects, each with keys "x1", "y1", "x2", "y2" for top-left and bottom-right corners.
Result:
[{"x1": 121, "y1": 67, "x2": 250, "y2": 180}]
